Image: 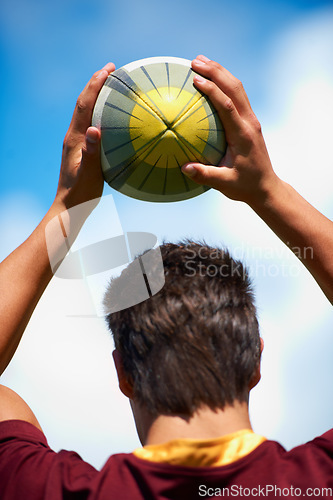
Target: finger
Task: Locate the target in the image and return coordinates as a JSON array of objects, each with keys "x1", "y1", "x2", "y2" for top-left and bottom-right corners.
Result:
[
  {"x1": 181, "y1": 162, "x2": 236, "y2": 189},
  {"x1": 79, "y1": 62, "x2": 115, "y2": 96},
  {"x1": 192, "y1": 57, "x2": 252, "y2": 117},
  {"x1": 196, "y1": 54, "x2": 210, "y2": 63},
  {"x1": 81, "y1": 127, "x2": 101, "y2": 177},
  {"x1": 80, "y1": 127, "x2": 104, "y2": 196},
  {"x1": 85, "y1": 126, "x2": 101, "y2": 155},
  {"x1": 191, "y1": 72, "x2": 244, "y2": 142},
  {"x1": 70, "y1": 63, "x2": 115, "y2": 135}
]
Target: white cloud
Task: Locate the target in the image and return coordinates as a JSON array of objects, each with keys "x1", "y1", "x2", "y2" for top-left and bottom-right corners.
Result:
[{"x1": 263, "y1": 6, "x2": 333, "y2": 211}]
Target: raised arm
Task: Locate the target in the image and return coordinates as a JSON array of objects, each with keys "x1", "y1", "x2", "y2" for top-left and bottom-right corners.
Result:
[
  {"x1": 0, "y1": 62, "x2": 115, "y2": 375},
  {"x1": 182, "y1": 55, "x2": 333, "y2": 304}
]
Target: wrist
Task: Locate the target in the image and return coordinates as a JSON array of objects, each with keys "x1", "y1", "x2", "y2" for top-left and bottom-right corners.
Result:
[
  {"x1": 44, "y1": 197, "x2": 97, "y2": 280},
  {"x1": 52, "y1": 189, "x2": 100, "y2": 220},
  {"x1": 246, "y1": 173, "x2": 286, "y2": 213}
]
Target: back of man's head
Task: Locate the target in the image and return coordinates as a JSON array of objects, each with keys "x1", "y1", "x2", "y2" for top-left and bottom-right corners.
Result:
[{"x1": 104, "y1": 241, "x2": 260, "y2": 418}]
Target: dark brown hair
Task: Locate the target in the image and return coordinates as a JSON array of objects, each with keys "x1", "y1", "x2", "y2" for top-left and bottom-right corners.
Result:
[{"x1": 104, "y1": 241, "x2": 260, "y2": 418}]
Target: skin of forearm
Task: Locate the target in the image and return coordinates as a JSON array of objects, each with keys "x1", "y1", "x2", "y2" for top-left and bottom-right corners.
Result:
[
  {"x1": 0, "y1": 199, "x2": 89, "y2": 375},
  {"x1": 249, "y1": 177, "x2": 333, "y2": 304},
  {"x1": 0, "y1": 221, "x2": 52, "y2": 374}
]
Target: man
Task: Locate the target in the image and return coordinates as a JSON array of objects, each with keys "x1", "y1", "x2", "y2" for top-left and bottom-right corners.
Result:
[{"x1": 0, "y1": 55, "x2": 332, "y2": 499}]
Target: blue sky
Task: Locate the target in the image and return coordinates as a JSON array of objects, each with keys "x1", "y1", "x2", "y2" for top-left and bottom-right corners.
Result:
[
  {"x1": 1, "y1": 0, "x2": 332, "y2": 206},
  {"x1": 1, "y1": 0, "x2": 333, "y2": 470}
]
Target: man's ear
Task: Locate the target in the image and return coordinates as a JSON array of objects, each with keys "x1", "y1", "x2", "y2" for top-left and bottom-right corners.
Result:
[
  {"x1": 112, "y1": 350, "x2": 134, "y2": 399},
  {"x1": 249, "y1": 337, "x2": 264, "y2": 390}
]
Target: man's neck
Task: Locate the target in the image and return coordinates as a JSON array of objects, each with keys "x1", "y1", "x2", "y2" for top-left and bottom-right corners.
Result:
[{"x1": 142, "y1": 401, "x2": 252, "y2": 446}]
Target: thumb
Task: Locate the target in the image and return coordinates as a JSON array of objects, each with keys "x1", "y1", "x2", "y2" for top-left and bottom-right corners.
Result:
[
  {"x1": 181, "y1": 163, "x2": 234, "y2": 190},
  {"x1": 78, "y1": 126, "x2": 104, "y2": 201},
  {"x1": 83, "y1": 126, "x2": 101, "y2": 159}
]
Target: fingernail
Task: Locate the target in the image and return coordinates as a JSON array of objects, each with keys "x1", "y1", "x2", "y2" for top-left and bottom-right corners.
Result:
[
  {"x1": 102, "y1": 62, "x2": 115, "y2": 74},
  {"x1": 102, "y1": 62, "x2": 112, "y2": 70},
  {"x1": 182, "y1": 165, "x2": 196, "y2": 178},
  {"x1": 193, "y1": 75, "x2": 206, "y2": 84},
  {"x1": 193, "y1": 59, "x2": 206, "y2": 66},
  {"x1": 86, "y1": 135, "x2": 98, "y2": 144},
  {"x1": 198, "y1": 55, "x2": 210, "y2": 62},
  {"x1": 86, "y1": 128, "x2": 99, "y2": 148},
  {"x1": 97, "y1": 69, "x2": 108, "y2": 80}
]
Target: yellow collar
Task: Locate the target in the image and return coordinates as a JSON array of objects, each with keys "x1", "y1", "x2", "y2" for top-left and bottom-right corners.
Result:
[{"x1": 133, "y1": 429, "x2": 266, "y2": 467}]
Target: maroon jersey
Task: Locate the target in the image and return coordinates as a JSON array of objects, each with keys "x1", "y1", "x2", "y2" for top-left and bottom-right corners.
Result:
[{"x1": 0, "y1": 420, "x2": 333, "y2": 499}]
